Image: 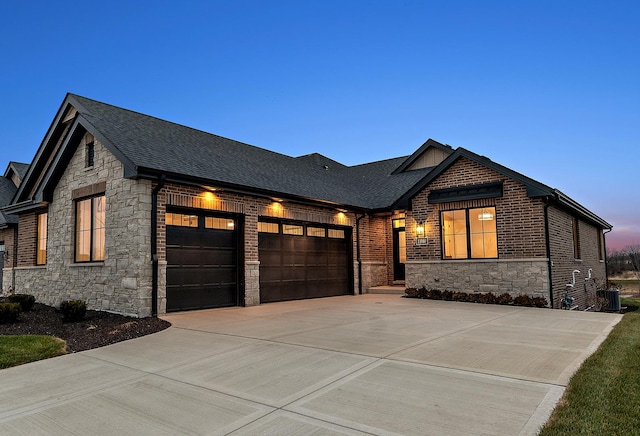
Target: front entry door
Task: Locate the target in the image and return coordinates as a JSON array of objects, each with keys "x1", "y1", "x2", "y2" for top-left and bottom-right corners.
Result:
[{"x1": 392, "y1": 219, "x2": 406, "y2": 281}]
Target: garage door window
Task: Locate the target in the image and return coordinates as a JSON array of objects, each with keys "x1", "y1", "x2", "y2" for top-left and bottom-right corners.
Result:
[
  {"x1": 328, "y1": 229, "x2": 344, "y2": 239},
  {"x1": 205, "y1": 217, "x2": 235, "y2": 230},
  {"x1": 166, "y1": 212, "x2": 198, "y2": 227},
  {"x1": 283, "y1": 224, "x2": 303, "y2": 235},
  {"x1": 307, "y1": 227, "x2": 326, "y2": 237},
  {"x1": 258, "y1": 222, "x2": 279, "y2": 233}
]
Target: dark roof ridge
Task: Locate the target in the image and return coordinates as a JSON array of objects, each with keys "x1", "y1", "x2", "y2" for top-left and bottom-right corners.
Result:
[
  {"x1": 68, "y1": 94, "x2": 301, "y2": 163},
  {"x1": 349, "y1": 155, "x2": 409, "y2": 168}
]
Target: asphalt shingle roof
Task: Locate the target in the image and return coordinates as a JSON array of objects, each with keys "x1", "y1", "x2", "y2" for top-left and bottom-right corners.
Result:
[
  {"x1": 70, "y1": 94, "x2": 430, "y2": 209},
  {"x1": 0, "y1": 176, "x2": 18, "y2": 226}
]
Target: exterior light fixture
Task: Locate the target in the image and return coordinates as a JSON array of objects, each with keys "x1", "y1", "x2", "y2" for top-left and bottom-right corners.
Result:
[
  {"x1": 478, "y1": 212, "x2": 494, "y2": 221},
  {"x1": 415, "y1": 221, "x2": 428, "y2": 246}
]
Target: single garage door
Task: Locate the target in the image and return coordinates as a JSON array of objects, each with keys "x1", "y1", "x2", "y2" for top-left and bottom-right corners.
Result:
[
  {"x1": 166, "y1": 211, "x2": 241, "y2": 312},
  {"x1": 258, "y1": 220, "x2": 352, "y2": 303}
]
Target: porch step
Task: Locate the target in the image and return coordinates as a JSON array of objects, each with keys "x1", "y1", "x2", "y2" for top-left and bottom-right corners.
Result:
[{"x1": 367, "y1": 286, "x2": 406, "y2": 295}]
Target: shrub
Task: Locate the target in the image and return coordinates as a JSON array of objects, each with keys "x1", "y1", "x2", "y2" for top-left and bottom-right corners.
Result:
[
  {"x1": 427, "y1": 289, "x2": 442, "y2": 300},
  {"x1": 479, "y1": 292, "x2": 497, "y2": 304},
  {"x1": 405, "y1": 288, "x2": 418, "y2": 298},
  {"x1": 416, "y1": 287, "x2": 429, "y2": 299},
  {"x1": 496, "y1": 293, "x2": 513, "y2": 305},
  {"x1": 513, "y1": 294, "x2": 534, "y2": 306},
  {"x1": 452, "y1": 292, "x2": 468, "y2": 302},
  {"x1": 0, "y1": 302, "x2": 21, "y2": 323},
  {"x1": 532, "y1": 297, "x2": 549, "y2": 308},
  {"x1": 441, "y1": 290, "x2": 453, "y2": 301},
  {"x1": 8, "y1": 294, "x2": 36, "y2": 311},
  {"x1": 467, "y1": 293, "x2": 480, "y2": 303},
  {"x1": 60, "y1": 300, "x2": 86, "y2": 322}
]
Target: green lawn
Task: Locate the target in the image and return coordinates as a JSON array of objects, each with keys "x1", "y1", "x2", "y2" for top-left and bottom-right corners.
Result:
[
  {"x1": 539, "y1": 298, "x2": 640, "y2": 435},
  {"x1": 0, "y1": 335, "x2": 67, "y2": 369}
]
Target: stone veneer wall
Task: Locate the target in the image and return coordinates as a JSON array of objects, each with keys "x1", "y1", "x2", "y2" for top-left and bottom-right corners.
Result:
[
  {"x1": 14, "y1": 137, "x2": 154, "y2": 317},
  {"x1": 406, "y1": 259, "x2": 550, "y2": 300}
]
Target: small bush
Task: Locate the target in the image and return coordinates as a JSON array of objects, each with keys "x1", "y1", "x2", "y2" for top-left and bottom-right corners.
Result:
[
  {"x1": 60, "y1": 300, "x2": 86, "y2": 322},
  {"x1": 441, "y1": 290, "x2": 453, "y2": 301},
  {"x1": 452, "y1": 292, "x2": 468, "y2": 302},
  {"x1": 405, "y1": 288, "x2": 418, "y2": 298},
  {"x1": 532, "y1": 297, "x2": 549, "y2": 308},
  {"x1": 467, "y1": 293, "x2": 480, "y2": 303},
  {"x1": 0, "y1": 302, "x2": 21, "y2": 323},
  {"x1": 427, "y1": 289, "x2": 442, "y2": 300},
  {"x1": 479, "y1": 292, "x2": 497, "y2": 304},
  {"x1": 496, "y1": 293, "x2": 513, "y2": 305},
  {"x1": 513, "y1": 295, "x2": 534, "y2": 306},
  {"x1": 8, "y1": 294, "x2": 36, "y2": 311},
  {"x1": 416, "y1": 287, "x2": 429, "y2": 299}
]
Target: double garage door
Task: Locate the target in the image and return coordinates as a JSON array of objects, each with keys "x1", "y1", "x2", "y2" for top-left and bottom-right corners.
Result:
[
  {"x1": 166, "y1": 211, "x2": 353, "y2": 311},
  {"x1": 258, "y1": 220, "x2": 352, "y2": 303}
]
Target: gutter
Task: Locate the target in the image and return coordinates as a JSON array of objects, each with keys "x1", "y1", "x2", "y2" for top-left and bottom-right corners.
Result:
[
  {"x1": 543, "y1": 198, "x2": 554, "y2": 308},
  {"x1": 151, "y1": 174, "x2": 166, "y2": 316}
]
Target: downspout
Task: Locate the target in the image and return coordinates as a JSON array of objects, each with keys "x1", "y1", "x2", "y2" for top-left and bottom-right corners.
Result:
[
  {"x1": 603, "y1": 228, "x2": 612, "y2": 285},
  {"x1": 151, "y1": 175, "x2": 166, "y2": 316},
  {"x1": 543, "y1": 199, "x2": 554, "y2": 308},
  {"x1": 356, "y1": 213, "x2": 366, "y2": 295}
]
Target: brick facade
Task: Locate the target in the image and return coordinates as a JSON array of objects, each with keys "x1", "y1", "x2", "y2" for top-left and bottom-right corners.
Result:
[
  {"x1": 155, "y1": 182, "x2": 359, "y2": 313},
  {"x1": 405, "y1": 157, "x2": 551, "y2": 302},
  {"x1": 547, "y1": 206, "x2": 606, "y2": 309}
]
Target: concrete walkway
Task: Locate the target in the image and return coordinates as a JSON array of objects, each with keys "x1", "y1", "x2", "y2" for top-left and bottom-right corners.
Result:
[{"x1": 0, "y1": 295, "x2": 621, "y2": 435}]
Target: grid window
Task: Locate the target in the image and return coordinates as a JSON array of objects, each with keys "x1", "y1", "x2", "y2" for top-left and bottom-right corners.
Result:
[
  {"x1": 205, "y1": 217, "x2": 235, "y2": 230},
  {"x1": 258, "y1": 222, "x2": 279, "y2": 233},
  {"x1": 37, "y1": 213, "x2": 48, "y2": 265},
  {"x1": 75, "y1": 195, "x2": 105, "y2": 262},
  {"x1": 166, "y1": 212, "x2": 198, "y2": 227},
  {"x1": 442, "y1": 207, "x2": 497, "y2": 259},
  {"x1": 328, "y1": 229, "x2": 344, "y2": 239},
  {"x1": 282, "y1": 224, "x2": 303, "y2": 235},
  {"x1": 307, "y1": 227, "x2": 326, "y2": 237}
]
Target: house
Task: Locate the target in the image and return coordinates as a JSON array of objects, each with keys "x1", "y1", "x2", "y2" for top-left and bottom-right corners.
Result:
[
  {"x1": 1, "y1": 94, "x2": 611, "y2": 316},
  {"x1": 0, "y1": 161, "x2": 29, "y2": 293}
]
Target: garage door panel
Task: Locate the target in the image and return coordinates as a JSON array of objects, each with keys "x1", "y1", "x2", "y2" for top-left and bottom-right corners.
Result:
[
  {"x1": 259, "y1": 222, "x2": 352, "y2": 303},
  {"x1": 166, "y1": 215, "x2": 239, "y2": 312}
]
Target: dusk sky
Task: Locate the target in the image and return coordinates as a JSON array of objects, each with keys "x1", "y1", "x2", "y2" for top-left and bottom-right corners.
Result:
[{"x1": 1, "y1": 1, "x2": 638, "y2": 250}]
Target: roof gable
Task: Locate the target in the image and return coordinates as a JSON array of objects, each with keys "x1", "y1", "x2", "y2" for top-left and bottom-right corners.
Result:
[
  {"x1": 393, "y1": 147, "x2": 610, "y2": 229},
  {"x1": 392, "y1": 138, "x2": 454, "y2": 174}
]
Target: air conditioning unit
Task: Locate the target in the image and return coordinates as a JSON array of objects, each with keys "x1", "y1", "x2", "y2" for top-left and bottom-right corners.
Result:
[{"x1": 596, "y1": 289, "x2": 621, "y2": 312}]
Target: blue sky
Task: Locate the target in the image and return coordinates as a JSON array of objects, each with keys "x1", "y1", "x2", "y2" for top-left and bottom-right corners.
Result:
[{"x1": 1, "y1": 1, "x2": 638, "y2": 249}]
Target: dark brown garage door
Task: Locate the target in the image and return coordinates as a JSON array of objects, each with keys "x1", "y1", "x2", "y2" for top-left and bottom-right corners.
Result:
[
  {"x1": 258, "y1": 220, "x2": 352, "y2": 303},
  {"x1": 166, "y1": 212, "x2": 241, "y2": 312}
]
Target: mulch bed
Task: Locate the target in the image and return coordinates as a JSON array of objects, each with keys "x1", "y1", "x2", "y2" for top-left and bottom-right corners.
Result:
[{"x1": 0, "y1": 302, "x2": 171, "y2": 353}]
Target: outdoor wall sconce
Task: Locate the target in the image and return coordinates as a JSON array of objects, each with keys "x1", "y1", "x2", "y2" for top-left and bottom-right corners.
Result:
[{"x1": 415, "y1": 221, "x2": 428, "y2": 245}]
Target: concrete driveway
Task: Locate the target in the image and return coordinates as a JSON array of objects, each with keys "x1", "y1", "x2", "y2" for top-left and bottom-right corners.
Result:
[{"x1": 0, "y1": 295, "x2": 621, "y2": 435}]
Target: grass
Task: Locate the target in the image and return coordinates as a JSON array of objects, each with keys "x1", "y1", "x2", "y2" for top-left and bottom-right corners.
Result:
[
  {"x1": 610, "y1": 279, "x2": 640, "y2": 296},
  {"x1": 0, "y1": 335, "x2": 67, "y2": 369},
  {"x1": 539, "y1": 298, "x2": 640, "y2": 435}
]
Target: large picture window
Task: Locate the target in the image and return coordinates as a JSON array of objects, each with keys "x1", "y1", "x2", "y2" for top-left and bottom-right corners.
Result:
[
  {"x1": 442, "y1": 207, "x2": 497, "y2": 259},
  {"x1": 37, "y1": 213, "x2": 48, "y2": 265},
  {"x1": 75, "y1": 195, "x2": 105, "y2": 262}
]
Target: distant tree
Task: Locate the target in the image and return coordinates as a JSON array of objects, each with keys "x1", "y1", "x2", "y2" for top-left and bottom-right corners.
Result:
[{"x1": 622, "y1": 244, "x2": 640, "y2": 280}]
